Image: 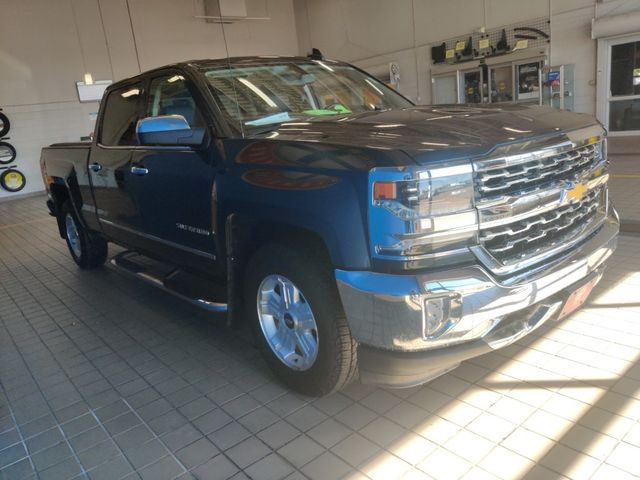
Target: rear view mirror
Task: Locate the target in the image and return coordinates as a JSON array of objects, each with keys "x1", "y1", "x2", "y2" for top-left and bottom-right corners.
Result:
[{"x1": 136, "y1": 115, "x2": 204, "y2": 146}]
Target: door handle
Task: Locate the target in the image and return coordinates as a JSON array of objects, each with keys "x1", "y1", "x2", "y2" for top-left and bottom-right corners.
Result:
[
  {"x1": 130, "y1": 166, "x2": 149, "y2": 176},
  {"x1": 89, "y1": 162, "x2": 102, "y2": 173}
]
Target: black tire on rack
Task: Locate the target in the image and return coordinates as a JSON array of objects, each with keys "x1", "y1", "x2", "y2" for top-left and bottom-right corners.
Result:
[
  {"x1": 0, "y1": 168, "x2": 26, "y2": 192},
  {"x1": 0, "y1": 112, "x2": 9, "y2": 138},
  {"x1": 0, "y1": 142, "x2": 17, "y2": 165}
]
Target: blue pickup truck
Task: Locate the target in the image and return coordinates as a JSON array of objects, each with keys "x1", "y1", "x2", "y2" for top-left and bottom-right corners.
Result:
[{"x1": 40, "y1": 56, "x2": 619, "y2": 395}]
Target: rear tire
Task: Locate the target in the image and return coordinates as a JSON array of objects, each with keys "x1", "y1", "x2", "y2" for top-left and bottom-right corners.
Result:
[
  {"x1": 244, "y1": 243, "x2": 357, "y2": 396},
  {"x1": 60, "y1": 201, "x2": 108, "y2": 269}
]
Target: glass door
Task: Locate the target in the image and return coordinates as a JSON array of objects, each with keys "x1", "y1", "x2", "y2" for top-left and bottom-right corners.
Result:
[
  {"x1": 489, "y1": 65, "x2": 513, "y2": 103},
  {"x1": 432, "y1": 73, "x2": 459, "y2": 104},
  {"x1": 459, "y1": 69, "x2": 483, "y2": 104},
  {"x1": 607, "y1": 36, "x2": 640, "y2": 133}
]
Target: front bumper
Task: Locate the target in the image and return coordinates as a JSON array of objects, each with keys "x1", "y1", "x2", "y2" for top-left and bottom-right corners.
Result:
[{"x1": 335, "y1": 208, "x2": 619, "y2": 387}]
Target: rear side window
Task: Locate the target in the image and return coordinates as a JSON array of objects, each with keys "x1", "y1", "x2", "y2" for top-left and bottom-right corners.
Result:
[{"x1": 100, "y1": 84, "x2": 143, "y2": 146}]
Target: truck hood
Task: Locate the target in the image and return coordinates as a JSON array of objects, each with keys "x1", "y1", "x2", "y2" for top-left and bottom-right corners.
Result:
[{"x1": 257, "y1": 104, "x2": 602, "y2": 166}]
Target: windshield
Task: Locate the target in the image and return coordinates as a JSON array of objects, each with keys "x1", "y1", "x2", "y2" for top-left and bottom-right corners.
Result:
[{"x1": 202, "y1": 60, "x2": 413, "y2": 134}]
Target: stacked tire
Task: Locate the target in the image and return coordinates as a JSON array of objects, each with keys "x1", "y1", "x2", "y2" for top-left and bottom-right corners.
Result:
[{"x1": 0, "y1": 110, "x2": 26, "y2": 193}]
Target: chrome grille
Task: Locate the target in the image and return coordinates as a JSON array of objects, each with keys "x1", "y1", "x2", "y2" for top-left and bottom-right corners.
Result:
[
  {"x1": 480, "y1": 188, "x2": 601, "y2": 266},
  {"x1": 476, "y1": 144, "x2": 598, "y2": 199}
]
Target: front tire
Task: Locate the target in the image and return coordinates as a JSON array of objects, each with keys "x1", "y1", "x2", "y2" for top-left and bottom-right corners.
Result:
[
  {"x1": 244, "y1": 243, "x2": 357, "y2": 396},
  {"x1": 61, "y1": 201, "x2": 108, "y2": 269}
]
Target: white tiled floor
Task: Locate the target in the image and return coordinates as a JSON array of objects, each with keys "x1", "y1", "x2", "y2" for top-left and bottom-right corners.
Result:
[
  {"x1": 610, "y1": 154, "x2": 640, "y2": 226},
  {"x1": 1, "y1": 194, "x2": 640, "y2": 479}
]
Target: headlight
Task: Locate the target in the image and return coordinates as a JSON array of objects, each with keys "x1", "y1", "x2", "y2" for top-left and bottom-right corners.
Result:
[{"x1": 369, "y1": 162, "x2": 478, "y2": 261}]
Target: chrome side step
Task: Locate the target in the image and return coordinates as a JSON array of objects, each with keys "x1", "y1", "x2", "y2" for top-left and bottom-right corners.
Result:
[{"x1": 110, "y1": 251, "x2": 228, "y2": 313}]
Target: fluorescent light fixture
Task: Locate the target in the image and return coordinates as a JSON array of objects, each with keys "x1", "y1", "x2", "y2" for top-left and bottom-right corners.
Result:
[
  {"x1": 84, "y1": 73, "x2": 94, "y2": 85},
  {"x1": 237, "y1": 78, "x2": 277, "y2": 107}
]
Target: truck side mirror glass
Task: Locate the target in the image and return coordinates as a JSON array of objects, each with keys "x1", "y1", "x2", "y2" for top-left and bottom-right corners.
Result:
[{"x1": 136, "y1": 115, "x2": 204, "y2": 146}]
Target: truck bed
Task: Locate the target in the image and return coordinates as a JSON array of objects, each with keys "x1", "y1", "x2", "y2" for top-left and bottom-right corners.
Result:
[
  {"x1": 41, "y1": 143, "x2": 91, "y2": 185},
  {"x1": 46, "y1": 142, "x2": 92, "y2": 149}
]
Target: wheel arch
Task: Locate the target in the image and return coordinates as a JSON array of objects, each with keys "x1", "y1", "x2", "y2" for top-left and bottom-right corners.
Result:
[
  {"x1": 225, "y1": 213, "x2": 335, "y2": 329},
  {"x1": 48, "y1": 173, "x2": 85, "y2": 238}
]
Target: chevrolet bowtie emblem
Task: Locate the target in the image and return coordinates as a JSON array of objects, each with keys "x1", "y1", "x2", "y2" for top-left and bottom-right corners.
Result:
[{"x1": 565, "y1": 182, "x2": 587, "y2": 203}]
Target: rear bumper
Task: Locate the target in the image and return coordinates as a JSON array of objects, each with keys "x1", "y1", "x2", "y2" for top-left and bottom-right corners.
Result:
[{"x1": 335, "y1": 208, "x2": 619, "y2": 387}]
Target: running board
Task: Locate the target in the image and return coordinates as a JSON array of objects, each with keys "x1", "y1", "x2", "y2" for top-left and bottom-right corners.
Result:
[{"x1": 110, "y1": 251, "x2": 228, "y2": 313}]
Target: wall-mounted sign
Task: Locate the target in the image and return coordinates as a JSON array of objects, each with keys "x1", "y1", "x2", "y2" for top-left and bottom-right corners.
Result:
[
  {"x1": 455, "y1": 41, "x2": 466, "y2": 51},
  {"x1": 518, "y1": 62, "x2": 541, "y2": 100},
  {"x1": 389, "y1": 62, "x2": 400, "y2": 89},
  {"x1": 76, "y1": 80, "x2": 112, "y2": 103},
  {"x1": 478, "y1": 38, "x2": 490, "y2": 49},
  {"x1": 445, "y1": 49, "x2": 455, "y2": 59},
  {"x1": 515, "y1": 39, "x2": 529, "y2": 50}
]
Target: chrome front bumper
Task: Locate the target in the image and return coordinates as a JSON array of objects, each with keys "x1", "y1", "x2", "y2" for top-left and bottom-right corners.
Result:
[{"x1": 335, "y1": 208, "x2": 619, "y2": 387}]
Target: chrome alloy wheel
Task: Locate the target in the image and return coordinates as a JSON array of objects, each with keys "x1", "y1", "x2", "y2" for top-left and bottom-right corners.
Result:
[
  {"x1": 65, "y1": 213, "x2": 82, "y2": 258},
  {"x1": 257, "y1": 274, "x2": 319, "y2": 371}
]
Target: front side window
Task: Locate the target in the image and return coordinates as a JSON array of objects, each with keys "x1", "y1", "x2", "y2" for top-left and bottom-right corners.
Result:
[
  {"x1": 100, "y1": 84, "x2": 143, "y2": 146},
  {"x1": 146, "y1": 74, "x2": 204, "y2": 128},
  {"x1": 202, "y1": 61, "x2": 412, "y2": 133}
]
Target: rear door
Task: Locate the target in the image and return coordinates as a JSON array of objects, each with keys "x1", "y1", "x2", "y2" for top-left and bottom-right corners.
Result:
[
  {"x1": 89, "y1": 81, "x2": 145, "y2": 240},
  {"x1": 128, "y1": 71, "x2": 218, "y2": 263}
]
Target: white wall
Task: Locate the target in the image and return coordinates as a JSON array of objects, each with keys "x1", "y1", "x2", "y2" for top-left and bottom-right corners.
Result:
[
  {"x1": 295, "y1": 0, "x2": 636, "y2": 120},
  {"x1": 0, "y1": 0, "x2": 298, "y2": 199},
  {"x1": 295, "y1": 0, "x2": 559, "y2": 104}
]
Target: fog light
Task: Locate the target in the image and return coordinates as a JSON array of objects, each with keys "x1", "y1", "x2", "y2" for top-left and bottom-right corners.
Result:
[
  {"x1": 424, "y1": 297, "x2": 448, "y2": 337},
  {"x1": 423, "y1": 294, "x2": 462, "y2": 338}
]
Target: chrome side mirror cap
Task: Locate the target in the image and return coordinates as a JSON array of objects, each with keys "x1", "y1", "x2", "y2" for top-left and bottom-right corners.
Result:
[{"x1": 136, "y1": 115, "x2": 204, "y2": 146}]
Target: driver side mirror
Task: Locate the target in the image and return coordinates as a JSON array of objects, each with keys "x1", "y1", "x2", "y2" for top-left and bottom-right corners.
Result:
[{"x1": 136, "y1": 115, "x2": 204, "y2": 146}]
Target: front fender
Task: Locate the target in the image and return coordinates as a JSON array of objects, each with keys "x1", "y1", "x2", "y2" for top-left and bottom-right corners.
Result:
[{"x1": 219, "y1": 166, "x2": 371, "y2": 270}]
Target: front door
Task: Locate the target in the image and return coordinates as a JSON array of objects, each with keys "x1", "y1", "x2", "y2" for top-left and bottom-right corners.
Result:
[
  {"x1": 89, "y1": 82, "x2": 145, "y2": 240},
  {"x1": 128, "y1": 72, "x2": 218, "y2": 264}
]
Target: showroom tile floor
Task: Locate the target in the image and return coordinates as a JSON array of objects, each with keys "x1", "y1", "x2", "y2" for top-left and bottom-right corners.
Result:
[
  {"x1": 610, "y1": 155, "x2": 640, "y2": 229},
  {"x1": 1, "y1": 192, "x2": 640, "y2": 480}
]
